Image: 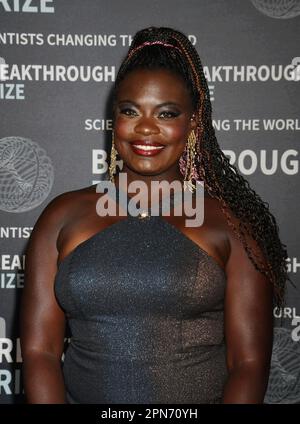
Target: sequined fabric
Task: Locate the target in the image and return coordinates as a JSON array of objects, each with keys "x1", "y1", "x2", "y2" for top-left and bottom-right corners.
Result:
[{"x1": 54, "y1": 188, "x2": 228, "y2": 404}]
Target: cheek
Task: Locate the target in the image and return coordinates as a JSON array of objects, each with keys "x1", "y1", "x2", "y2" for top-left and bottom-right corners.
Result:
[
  {"x1": 162, "y1": 122, "x2": 189, "y2": 151},
  {"x1": 164, "y1": 124, "x2": 188, "y2": 142},
  {"x1": 114, "y1": 117, "x2": 134, "y2": 138}
]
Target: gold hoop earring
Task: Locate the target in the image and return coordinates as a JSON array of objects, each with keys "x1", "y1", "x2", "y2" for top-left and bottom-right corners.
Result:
[
  {"x1": 109, "y1": 131, "x2": 118, "y2": 183},
  {"x1": 183, "y1": 130, "x2": 197, "y2": 193}
]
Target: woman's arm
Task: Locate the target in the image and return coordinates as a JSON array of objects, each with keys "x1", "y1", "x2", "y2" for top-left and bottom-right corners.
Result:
[
  {"x1": 222, "y1": 220, "x2": 274, "y2": 403},
  {"x1": 20, "y1": 194, "x2": 70, "y2": 403}
]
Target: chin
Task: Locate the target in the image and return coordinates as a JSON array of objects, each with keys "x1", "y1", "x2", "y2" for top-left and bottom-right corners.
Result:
[{"x1": 129, "y1": 166, "x2": 164, "y2": 177}]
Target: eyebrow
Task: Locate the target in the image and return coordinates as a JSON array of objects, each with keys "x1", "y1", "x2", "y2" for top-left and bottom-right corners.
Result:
[{"x1": 117, "y1": 100, "x2": 181, "y2": 108}]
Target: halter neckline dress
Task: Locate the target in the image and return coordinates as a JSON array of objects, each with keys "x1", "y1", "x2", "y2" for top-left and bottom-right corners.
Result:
[{"x1": 54, "y1": 183, "x2": 228, "y2": 404}]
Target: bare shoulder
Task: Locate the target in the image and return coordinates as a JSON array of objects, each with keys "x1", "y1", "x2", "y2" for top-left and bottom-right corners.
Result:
[
  {"x1": 46, "y1": 183, "x2": 97, "y2": 213},
  {"x1": 204, "y1": 194, "x2": 265, "y2": 258},
  {"x1": 203, "y1": 193, "x2": 227, "y2": 222},
  {"x1": 210, "y1": 196, "x2": 273, "y2": 301},
  {"x1": 202, "y1": 193, "x2": 233, "y2": 237},
  {"x1": 201, "y1": 193, "x2": 272, "y2": 276},
  {"x1": 29, "y1": 184, "x2": 98, "y2": 243}
]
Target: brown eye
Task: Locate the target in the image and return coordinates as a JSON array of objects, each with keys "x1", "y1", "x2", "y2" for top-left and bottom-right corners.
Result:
[
  {"x1": 159, "y1": 111, "x2": 180, "y2": 119},
  {"x1": 120, "y1": 108, "x2": 138, "y2": 117}
]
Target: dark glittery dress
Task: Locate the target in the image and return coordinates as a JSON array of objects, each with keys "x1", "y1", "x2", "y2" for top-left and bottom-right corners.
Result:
[{"x1": 54, "y1": 183, "x2": 228, "y2": 404}]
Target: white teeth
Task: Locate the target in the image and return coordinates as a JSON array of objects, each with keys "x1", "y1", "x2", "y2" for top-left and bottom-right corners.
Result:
[{"x1": 133, "y1": 145, "x2": 164, "y2": 151}]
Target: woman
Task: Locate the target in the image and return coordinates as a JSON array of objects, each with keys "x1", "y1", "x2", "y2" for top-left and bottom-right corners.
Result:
[{"x1": 20, "y1": 26, "x2": 290, "y2": 404}]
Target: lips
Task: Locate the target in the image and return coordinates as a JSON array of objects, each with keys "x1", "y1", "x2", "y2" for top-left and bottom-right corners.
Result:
[{"x1": 130, "y1": 140, "x2": 165, "y2": 156}]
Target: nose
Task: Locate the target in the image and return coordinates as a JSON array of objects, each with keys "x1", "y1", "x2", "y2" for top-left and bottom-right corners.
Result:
[{"x1": 134, "y1": 116, "x2": 160, "y2": 136}]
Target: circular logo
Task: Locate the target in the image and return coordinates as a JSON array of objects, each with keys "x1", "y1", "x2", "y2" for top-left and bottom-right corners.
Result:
[
  {"x1": 264, "y1": 327, "x2": 300, "y2": 403},
  {"x1": 0, "y1": 136, "x2": 54, "y2": 212},
  {"x1": 250, "y1": 0, "x2": 300, "y2": 19}
]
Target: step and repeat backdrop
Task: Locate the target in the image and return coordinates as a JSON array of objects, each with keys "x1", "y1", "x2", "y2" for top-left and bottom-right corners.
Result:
[{"x1": 0, "y1": 0, "x2": 299, "y2": 404}]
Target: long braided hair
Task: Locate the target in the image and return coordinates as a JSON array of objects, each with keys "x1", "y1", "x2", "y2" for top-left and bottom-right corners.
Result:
[{"x1": 112, "y1": 26, "x2": 292, "y2": 308}]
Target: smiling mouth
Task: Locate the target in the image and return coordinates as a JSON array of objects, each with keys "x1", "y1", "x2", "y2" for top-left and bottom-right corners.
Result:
[
  {"x1": 133, "y1": 145, "x2": 164, "y2": 151},
  {"x1": 130, "y1": 142, "x2": 165, "y2": 156}
]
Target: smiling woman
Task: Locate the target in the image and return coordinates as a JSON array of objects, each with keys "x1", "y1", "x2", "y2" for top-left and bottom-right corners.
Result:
[{"x1": 20, "y1": 26, "x2": 290, "y2": 405}]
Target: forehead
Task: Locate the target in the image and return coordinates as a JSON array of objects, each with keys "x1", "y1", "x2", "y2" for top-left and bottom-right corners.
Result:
[{"x1": 116, "y1": 68, "x2": 191, "y2": 104}]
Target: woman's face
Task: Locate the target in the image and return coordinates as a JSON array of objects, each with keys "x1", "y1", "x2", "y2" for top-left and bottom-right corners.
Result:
[{"x1": 113, "y1": 68, "x2": 197, "y2": 180}]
